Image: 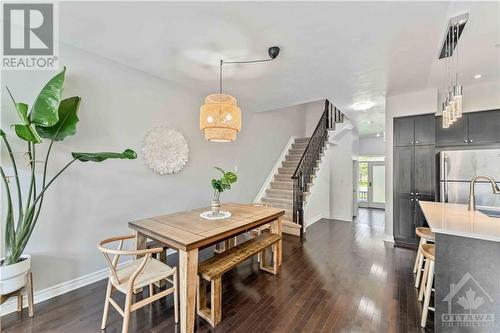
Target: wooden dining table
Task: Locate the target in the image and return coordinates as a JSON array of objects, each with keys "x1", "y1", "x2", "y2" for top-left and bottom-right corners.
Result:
[{"x1": 128, "y1": 202, "x2": 285, "y2": 333}]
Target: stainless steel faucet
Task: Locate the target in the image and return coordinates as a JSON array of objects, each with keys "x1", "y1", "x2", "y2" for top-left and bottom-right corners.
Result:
[{"x1": 468, "y1": 176, "x2": 500, "y2": 211}]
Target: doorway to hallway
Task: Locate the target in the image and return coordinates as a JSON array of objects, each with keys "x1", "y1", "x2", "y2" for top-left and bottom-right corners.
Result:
[{"x1": 358, "y1": 160, "x2": 385, "y2": 209}]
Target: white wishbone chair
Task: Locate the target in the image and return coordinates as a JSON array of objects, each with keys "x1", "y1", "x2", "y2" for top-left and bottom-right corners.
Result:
[{"x1": 98, "y1": 234, "x2": 178, "y2": 333}]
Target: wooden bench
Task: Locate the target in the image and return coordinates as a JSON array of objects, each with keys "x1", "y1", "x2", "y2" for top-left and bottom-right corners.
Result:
[{"x1": 197, "y1": 233, "x2": 282, "y2": 327}]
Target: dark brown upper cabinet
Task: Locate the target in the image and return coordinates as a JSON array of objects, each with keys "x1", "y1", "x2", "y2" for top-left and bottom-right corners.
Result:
[
  {"x1": 436, "y1": 109, "x2": 500, "y2": 147},
  {"x1": 394, "y1": 117, "x2": 414, "y2": 146},
  {"x1": 394, "y1": 114, "x2": 435, "y2": 147},
  {"x1": 467, "y1": 110, "x2": 500, "y2": 145}
]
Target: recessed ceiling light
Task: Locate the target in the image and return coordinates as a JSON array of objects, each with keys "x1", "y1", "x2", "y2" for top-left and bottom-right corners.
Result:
[
  {"x1": 473, "y1": 74, "x2": 482, "y2": 79},
  {"x1": 352, "y1": 101, "x2": 375, "y2": 111},
  {"x1": 376, "y1": 133, "x2": 381, "y2": 137},
  {"x1": 363, "y1": 120, "x2": 374, "y2": 125}
]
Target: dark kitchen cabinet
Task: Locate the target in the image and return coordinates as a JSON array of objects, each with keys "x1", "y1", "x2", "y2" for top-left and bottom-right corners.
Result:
[
  {"x1": 394, "y1": 146, "x2": 414, "y2": 242},
  {"x1": 414, "y1": 115, "x2": 436, "y2": 145},
  {"x1": 467, "y1": 110, "x2": 500, "y2": 145},
  {"x1": 393, "y1": 115, "x2": 436, "y2": 246},
  {"x1": 396, "y1": 197, "x2": 414, "y2": 241},
  {"x1": 436, "y1": 109, "x2": 500, "y2": 147},
  {"x1": 394, "y1": 117, "x2": 414, "y2": 146},
  {"x1": 395, "y1": 114, "x2": 435, "y2": 146},
  {"x1": 414, "y1": 145, "x2": 436, "y2": 197},
  {"x1": 435, "y1": 115, "x2": 468, "y2": 146}
]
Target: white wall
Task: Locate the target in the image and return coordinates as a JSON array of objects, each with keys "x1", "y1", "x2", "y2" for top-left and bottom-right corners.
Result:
[
  {"x1": 329, "y1": 129, "x2": 359, "y2": 221},
  {"x1": 304, "y1": 100, "x2": 327, "y2": 137},
  {"x1": 384, "y1": 80, "x2": 500, "y2": 240},
  {"x1": 0, "y1": 43, "x2": 308, "y2": 292},
  {"x1": 359, "y1": 136, "x2": 385, "y2": 157}
]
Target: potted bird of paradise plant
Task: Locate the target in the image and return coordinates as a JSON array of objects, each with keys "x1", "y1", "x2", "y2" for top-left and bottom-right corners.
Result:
[{"x1": 0, "y1": 67, "x2": 137, "y2": 295}]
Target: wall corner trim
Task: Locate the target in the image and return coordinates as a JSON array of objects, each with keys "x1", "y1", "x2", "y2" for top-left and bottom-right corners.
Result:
[{"x1": 383, "y1": 234, "x2": 395, "y2": 243}]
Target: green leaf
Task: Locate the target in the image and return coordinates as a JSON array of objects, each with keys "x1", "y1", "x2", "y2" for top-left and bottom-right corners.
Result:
[
  {"x1": 223, "y1": 171, "x2": 237, "y2": 184},
  {"x1": 0, "y1": 129, "x2": 5, "y2": 137},
  {"x1": 214, "y1": 166, "x2": 225, "y2": 175},
  {"x1": 15, "y1": 103, "x2": 30, "y2": 125},
  {"x1": 211, "y1": 179, "x2": 224, "y2": 192},
  {"x1": 72, "y1": 149, "x2": 137, "y2": 162},
  {"x1": 30, "y1": 67, "x2": 66, "y2": 127},
  {"x1": 36, "y1": 96, "x2": 81, "y2": 141},
  {"x1": 12, "y1": 124, "x2": 43, "y2": 143},
  {"x1": 6, "y1": 86, "x2": 30, "y2": 125}
]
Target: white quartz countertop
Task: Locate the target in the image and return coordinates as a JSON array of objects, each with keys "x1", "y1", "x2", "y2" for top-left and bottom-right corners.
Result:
[{"x1": 419, "y1": 201, "x2": 500, "y2": 242}]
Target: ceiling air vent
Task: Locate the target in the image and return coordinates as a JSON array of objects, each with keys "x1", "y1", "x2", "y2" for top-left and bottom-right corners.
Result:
[{"x1": 439, "y1": 13, "x2": 469, "y2": 59}]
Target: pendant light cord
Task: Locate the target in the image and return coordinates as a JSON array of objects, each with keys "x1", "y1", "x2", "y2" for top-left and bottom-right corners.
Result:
[
  {"x1": 217, "y1": 50, "x2": 279, "y2": 95},
  {"x1": 219, "y1": 60, "x2": 223, "y2": 94}
]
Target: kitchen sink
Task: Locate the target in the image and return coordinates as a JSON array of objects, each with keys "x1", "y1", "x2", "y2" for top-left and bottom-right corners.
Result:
[{"x1": 477, "y1": 208, "x2": 500, "y2": 218}]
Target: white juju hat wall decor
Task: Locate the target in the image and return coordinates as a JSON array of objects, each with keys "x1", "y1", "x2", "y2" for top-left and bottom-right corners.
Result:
[{"x1": 142, "y1": 126, "x2": 189, "y2": 174}]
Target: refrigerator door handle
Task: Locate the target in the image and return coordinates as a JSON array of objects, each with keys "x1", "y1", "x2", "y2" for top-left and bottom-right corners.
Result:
[{"x1": 440, "y1": 152, "x2": 449, "y2": 203}]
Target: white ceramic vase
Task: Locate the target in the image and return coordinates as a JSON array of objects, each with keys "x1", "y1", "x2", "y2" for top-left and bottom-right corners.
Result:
[{"x1": 0, "y1": 254, "x2": 31, "y2": 295}]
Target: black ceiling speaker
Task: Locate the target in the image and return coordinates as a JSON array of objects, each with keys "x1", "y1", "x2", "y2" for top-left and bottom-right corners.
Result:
[{"x1": 268, "y1": 46, "x2": 280, "y2": 59}]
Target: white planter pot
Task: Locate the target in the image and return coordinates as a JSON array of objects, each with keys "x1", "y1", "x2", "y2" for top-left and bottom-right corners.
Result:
[{"x1": 0, "y1": 254, "x2": 31, "y2": 295}]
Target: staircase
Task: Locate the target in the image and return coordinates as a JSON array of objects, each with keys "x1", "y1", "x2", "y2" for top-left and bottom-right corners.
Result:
[
  {"x1": 261, "y1": 137, "x2": 316, "y2": 236},
  {"x1": 255, "y1": 100, "x2": 348, "y2": 237}
]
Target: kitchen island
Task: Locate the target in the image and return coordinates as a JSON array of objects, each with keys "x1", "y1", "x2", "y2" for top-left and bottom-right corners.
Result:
[{"x1": 419, "y1": 201, "x2": 500, "y2": 332}]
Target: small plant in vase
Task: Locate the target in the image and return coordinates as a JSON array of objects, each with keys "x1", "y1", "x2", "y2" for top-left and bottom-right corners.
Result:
[
  {"x1": 210, "y1": 167, "x2": 237, "y2": 216},
  {"x1": 0, "y1": 67, "x2": 137, "y2": 296}
]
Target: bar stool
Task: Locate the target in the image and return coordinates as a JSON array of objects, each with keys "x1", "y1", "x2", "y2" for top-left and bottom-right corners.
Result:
[
  {"x1": 414, "y1": 227, "x2": 435, "y2": 288},
  {"x1": 419, "y1": 243, "x2": 435, "y2": 327}
]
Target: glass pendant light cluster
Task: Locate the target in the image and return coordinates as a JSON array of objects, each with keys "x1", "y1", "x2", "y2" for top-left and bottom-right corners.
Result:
[
  {"x1": 441, "y1": 18, "x2": 465, "y2": 129},
  {"x1": 200, "y1": 47, "x2": 280, "y2": 142}
]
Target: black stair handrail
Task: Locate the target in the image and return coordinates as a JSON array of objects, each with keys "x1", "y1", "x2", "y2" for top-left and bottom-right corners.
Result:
[{"x1": 291, "y1": 99, "x2": 346, "y2": 239}]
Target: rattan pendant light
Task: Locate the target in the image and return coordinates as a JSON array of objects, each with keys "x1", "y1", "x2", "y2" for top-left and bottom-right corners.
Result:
[
  {"x1": 200, "y1": 91, "x2": 241, "y2": 142},
  {"x1": 200, "y1": 47, "x2": 280, "y2": 142}
]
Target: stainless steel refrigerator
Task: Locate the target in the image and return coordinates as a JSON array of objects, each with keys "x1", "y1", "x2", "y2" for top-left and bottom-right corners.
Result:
[{"x1": 440, "y1": 149, "x2": 500, "y2": 209}]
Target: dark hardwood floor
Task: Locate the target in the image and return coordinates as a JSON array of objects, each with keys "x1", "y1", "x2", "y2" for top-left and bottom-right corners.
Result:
[{"x1": 1, "y1": 209, "x2": 432, "y2": 332}]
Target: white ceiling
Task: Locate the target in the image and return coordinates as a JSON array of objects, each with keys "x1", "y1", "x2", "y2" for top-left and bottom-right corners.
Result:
[{"x1": 59, "y1": 1, "x2": 500, "y2": 136}]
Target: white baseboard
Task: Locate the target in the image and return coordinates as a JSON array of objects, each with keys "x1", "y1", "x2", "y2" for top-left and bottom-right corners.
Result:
[
  {"x1": 1, "y1": 260, "x2": 130, "y2": 316},
  {"x1": 305, "y1": 214, "x2": 324, "y2": 227},
  {"x1": 1, "y1": 250, "x2": 179, "y2": 317},
  {"x1": 330, "y1": 215, "x2": 353, "y2": 222},
  {"x1": 383, "y1": 234, "x2": 395, "y2": 243}
]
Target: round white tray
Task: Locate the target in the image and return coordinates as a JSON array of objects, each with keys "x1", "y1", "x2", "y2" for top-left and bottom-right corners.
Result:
[{"x1": 200, "y1": 211, "x2": 232, "y2": 220}]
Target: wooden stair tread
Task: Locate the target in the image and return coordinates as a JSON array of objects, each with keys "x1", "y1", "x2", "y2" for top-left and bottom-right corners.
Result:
[
  {"x1": 199, "y1": 233, "x2": 281, "y2": 280},
  {"x1": 282, "y1": 220, "x2": 301, "y2": 236}
]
